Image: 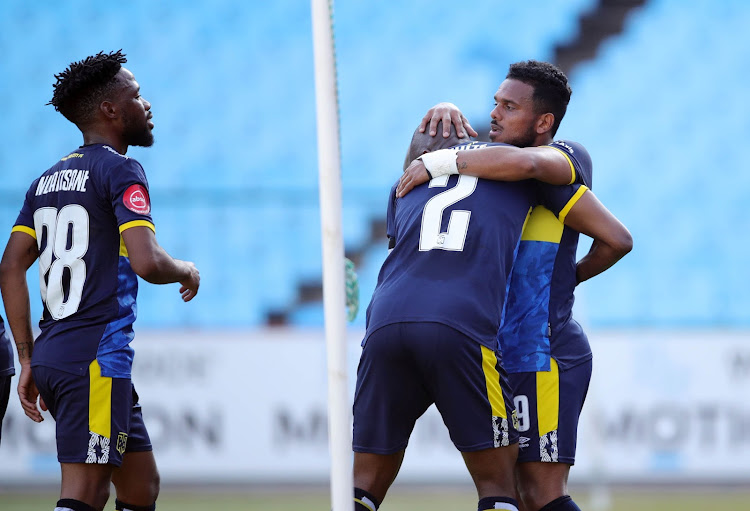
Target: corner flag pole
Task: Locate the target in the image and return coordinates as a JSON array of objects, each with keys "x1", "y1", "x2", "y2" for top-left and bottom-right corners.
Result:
[{"x1": 310, "y1": 1, "x2": 353, "y2": 510}]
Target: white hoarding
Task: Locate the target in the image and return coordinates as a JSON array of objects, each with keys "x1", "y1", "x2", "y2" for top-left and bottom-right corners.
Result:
[{"x1": 1, "y1": 329, "x2": 749, "y2": 485}]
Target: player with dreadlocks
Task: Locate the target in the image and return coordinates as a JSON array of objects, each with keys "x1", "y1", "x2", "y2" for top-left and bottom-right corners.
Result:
[{"x1": 0, "y1": 51, "x2": 200, "y2": 511}]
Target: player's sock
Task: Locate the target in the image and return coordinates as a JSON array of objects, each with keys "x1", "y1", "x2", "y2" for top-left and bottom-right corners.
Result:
[
  {"x1": 55, "y1": 499, "x2": 97, "y2": 511},
  {"x1": 353, "y1": 487, "x2": 380, "y2": 511},
  {"x1": 114, "y1": 500, "x2": 156, "y2": 511},
  {"x1": 478, "y1": 496, "x2": 519, "y2": 511},
  {"x1": 538, "y1": 495, "x2": 581, "y2": 511}
]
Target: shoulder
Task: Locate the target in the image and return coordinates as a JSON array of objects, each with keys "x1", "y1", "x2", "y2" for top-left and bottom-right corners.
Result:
[
  {"x1": 550, "y1": 140, "x2": 590, "y2": 165},
  {"x1": 550, "y1": 139, "x2": 592, "y2": 186}
]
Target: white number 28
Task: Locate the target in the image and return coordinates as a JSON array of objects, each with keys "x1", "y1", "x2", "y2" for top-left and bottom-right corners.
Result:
[{"x1": 33, "y1": 205, "x2": 89, "y2": 320}]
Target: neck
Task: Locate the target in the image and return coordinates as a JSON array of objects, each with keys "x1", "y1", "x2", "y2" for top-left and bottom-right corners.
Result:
[
  {"x1": 534, "y1": 134, "x2": 554, "y2": 147},
  {"x1": 82, "y1": 132, "x2": 127, "y2": 155}
]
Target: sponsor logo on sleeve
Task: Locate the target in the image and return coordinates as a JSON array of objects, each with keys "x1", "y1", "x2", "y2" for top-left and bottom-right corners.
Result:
[
  {"x1": 552, "y1": 141, "x2": 574, "y2": 154},
  {"x1": 123, "y1": 184, "x2": 151, "y2": 215}
]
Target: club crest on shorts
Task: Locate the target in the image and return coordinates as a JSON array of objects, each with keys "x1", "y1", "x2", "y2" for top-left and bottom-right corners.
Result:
[
  {"x1": 123, "y1": 184, "x2": 150, "y2": 214},
  {"x1": 116, "y1": 432, "x2": 128, "y2": 455}
]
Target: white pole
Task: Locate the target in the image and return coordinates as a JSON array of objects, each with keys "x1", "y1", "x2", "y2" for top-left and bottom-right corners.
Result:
[{"x1": 310, "y1": 1, "x2": 353, "y2": 511}]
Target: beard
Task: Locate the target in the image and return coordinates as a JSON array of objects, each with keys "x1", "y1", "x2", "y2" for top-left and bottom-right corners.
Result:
[
  {"x1": 490, "y1": 122, "x2": 537, "y2": 148},
  {"x1": 122, "y1": 110, "x2": 154, "y2": 147}
]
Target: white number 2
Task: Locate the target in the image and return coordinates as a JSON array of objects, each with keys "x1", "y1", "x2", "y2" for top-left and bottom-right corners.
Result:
[
  {"x1": 33, "y1": 205, "x2": 89, "y2": 320},
  {"x1": 419, "y1": 175, "x2": 477, "y2": 252}
]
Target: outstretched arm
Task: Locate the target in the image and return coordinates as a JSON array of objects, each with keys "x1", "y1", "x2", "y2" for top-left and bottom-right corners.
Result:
[
  {"x1": 0, "y1": 231, "x2": 45, "y2": 422},
  {"x1": 561, "y1": 190, "x2": 633, "y2": 284},
  {"x1": 397, "y1": 145, "x2": 574, "y2": 197},
  {"x1": 418, "y1": 102, "x2": 477, "y2": 139},
  {"x1": 121, "y1": 226, "x2": 200, "y2": 302}
]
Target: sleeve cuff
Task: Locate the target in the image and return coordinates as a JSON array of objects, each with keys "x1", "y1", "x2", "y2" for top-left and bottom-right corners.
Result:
[
  {"x1": 558, "y1": 186, "x2": 589, "y2": 224},
  {"x1": 11, "y1": 225, "x2": 36, "y2": 240},
  {"x1": 119, "y1": 220, "x2": 156, "y2": 234}
]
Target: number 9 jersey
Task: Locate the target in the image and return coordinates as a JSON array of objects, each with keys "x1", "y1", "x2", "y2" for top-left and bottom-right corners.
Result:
[{"x1": 12, "y1": 144, "x2": 155, "y2": 379}]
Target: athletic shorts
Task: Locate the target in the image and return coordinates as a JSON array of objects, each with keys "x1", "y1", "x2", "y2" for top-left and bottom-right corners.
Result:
[
  {"x1": 0, "y1": 375, "x2": 11, "y2": 446},
  {"x1": 32, "y1": 360, "x2": 152, "y2": 466},
  {"x1": 510, "y1": 358, "x2": 592, "y2": 464},
  {"x1": 353, "y1": 322, "x2": 518, "y2": 454}
]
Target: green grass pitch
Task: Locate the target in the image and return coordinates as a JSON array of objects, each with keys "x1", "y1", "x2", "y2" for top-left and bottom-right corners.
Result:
[{"x1": 2, "y1": 487, "x2": 749, "y2": 511}]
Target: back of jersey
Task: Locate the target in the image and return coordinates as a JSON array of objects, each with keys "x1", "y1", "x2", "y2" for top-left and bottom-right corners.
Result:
[
  {"x1": 13, "y1": 144, "x2": 155, "y2": 378},
  {"x1": 365, "y1": 173, "x2": 535, "y2": 350}
]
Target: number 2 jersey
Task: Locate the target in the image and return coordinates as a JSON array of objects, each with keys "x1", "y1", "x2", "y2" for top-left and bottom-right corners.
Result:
[
  {"x1": 12, "y1": 143, "x2": 155, "y2": 378},
  {"x1": 364, "y1": 142, "x2": 587, "y2": 350}
]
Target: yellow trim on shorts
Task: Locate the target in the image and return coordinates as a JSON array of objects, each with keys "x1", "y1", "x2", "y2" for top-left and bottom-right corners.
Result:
[
  {"x1": 481, "y1": 346, "x2": 506, "y2": 419},
  {"x1": 11, "y1": 225, "x2": 37, "y2": 239},
  {"x1": 89, "y1": 360, "x2": 112, "y2": 438},
  {"x1": 545, "y1": 145, "x2": 577, "y2": 184},
  {"x1": 558, "y1": 186, "x2": 589, "y2": 224},
  {"x1": 537, "y1": 358, "x2": 560, "y2": 436},
  {"x1": 119, "y1": 220, "x2": 155, "y2": 234}
]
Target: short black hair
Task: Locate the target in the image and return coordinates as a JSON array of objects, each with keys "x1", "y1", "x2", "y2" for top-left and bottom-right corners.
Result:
[
  {"x1": 403, "y1": 121, "x2": 464, "y2": 171},
  {"x1": 49, "y1": 50, "x2": 127, "y2": 126},
  {"x1": 507, "y1": 60, "x2": 571, "y2": 137}
]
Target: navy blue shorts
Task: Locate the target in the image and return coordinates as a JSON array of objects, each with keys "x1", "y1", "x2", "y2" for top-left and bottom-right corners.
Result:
[
  {"x1": 510, "y1": 358, "x2": 592, "y2": 464},
  {"x1": 0, "y1": 374, "x2": 11, "y2": 446},
  {"x1": 353, "y1": 322, "x2": 518, "y2": 454},
  {"x1": 33, "y1": 360, "x2": 152, "y2": 466}
]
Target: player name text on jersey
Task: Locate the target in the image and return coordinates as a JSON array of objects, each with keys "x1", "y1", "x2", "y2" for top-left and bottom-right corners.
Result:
[{"x1": 35, "y1": 169, "x2": 90, "y2": 196}]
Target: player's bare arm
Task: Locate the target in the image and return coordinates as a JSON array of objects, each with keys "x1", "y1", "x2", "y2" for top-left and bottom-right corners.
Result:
[
  {"x1": 418, "y1": 102, "x2": 478, "y2": 139},
  {"x1": 0, "y1": 231, "x2": 46, "y2": 422},
  {"x1": 561, "y1": 190, "x2": 633, "y2": 284},
  {"x1": 121, "y1": 226, "x2": 200, "y2": 301},
  {"x1": 397, "y1": 145, "x2": 573, "y2": 197}
]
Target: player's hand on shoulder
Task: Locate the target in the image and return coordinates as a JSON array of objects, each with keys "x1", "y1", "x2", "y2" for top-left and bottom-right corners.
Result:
[
  {"x1": 397, "y1": 159, "x2": 430, "y2": 197},
  {"x1": 178, "y1": 261, "x2": 200, "y2": 302},
  {"x1": 419, "y1": 102, "x2": 477, "y2": 139}
]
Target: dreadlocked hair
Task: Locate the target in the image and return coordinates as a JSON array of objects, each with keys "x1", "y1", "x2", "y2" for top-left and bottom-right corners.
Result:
[
  {"x1": 507, "y1": 60, "x2": 571, "y2": 136},
  {"x1": 49, "y1": 50, "x2": 127, "y2": 126}
]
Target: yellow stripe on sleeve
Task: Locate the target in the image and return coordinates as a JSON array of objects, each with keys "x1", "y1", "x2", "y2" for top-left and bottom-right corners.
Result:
[
  {"x1": 481, "y1": 346, "x2": 506, "y2": 419},
  {"x1": 545, "y1": 145, "x2": 577, "y2": 184},
  {"x1": 88, "y1": 360, "x2": 112, "y2": 438},
  {"x1": 536, "y1": 358, "x2": 560, "y2": 436},
  {"x1": 557, "y1": 186, "x2": 589, "y2": 225},
  {"x1": 119, "y1": 220, "x2": 155, "y2": 234},
  {"x1": 11, "y1": 225, "x2": 37, "y2": 240}
]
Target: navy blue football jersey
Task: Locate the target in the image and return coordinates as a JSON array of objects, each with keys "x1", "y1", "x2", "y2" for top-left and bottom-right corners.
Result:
[
  {"x1": 498, "y1": 140, "x2": 593, "y2": 373},
  {"x1": 0, "y1": 316, "x2": 14, "y2": 377},
  {"x1": 12, "y1": 144, "x2": 155, "y2": 378},
  {"x1": 366, "y1": 174, "x2": 534, "y2": 350}
]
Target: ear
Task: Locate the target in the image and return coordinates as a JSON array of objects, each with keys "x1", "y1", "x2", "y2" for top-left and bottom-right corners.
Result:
[
  {"x1": 100, "y1": 100, "x2": 118, "y2": 120},
  {"x1": 536, "y1": 112, "x2": 555, "y2": 135}
]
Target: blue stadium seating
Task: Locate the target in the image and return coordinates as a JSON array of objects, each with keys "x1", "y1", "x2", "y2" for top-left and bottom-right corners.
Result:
[{"x1": 4, "y1": 0, "x2": 746, "y2": 328}]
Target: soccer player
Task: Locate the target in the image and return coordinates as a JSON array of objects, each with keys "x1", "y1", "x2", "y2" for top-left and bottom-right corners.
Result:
[
  {"x1": 0, "y1": 314, "x2": 14, "y2": 446},
  {"x1": 0, "y1": 51, "x2": 200, "y2": 511},
  {"x1": 399, "y1": 60, "x2": 632, "y2": 511},
  {"x1": 352, "y1": 117, "x2": 609, "y2": 511}
]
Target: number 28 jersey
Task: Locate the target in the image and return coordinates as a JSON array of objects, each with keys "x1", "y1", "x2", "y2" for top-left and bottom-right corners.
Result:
[{"x1": 12, "y1": 144, "x2": 155, "y2": 378}]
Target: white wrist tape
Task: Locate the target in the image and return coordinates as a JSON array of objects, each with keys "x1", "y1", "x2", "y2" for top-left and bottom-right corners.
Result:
[{"x1": 418, "y1": 148, "x2": 459, "y2": 178}]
